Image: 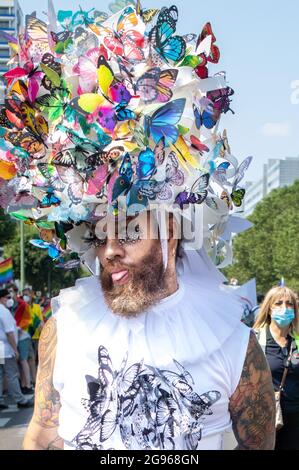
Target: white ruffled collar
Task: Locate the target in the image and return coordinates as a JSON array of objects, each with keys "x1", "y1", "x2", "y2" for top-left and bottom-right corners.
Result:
[{"x1": 52, "y1": 268, "x2": 243, "y2": 364}]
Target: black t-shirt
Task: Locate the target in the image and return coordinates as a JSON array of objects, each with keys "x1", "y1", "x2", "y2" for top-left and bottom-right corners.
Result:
[{"x1": 265, "y1": 326, "x2": 299, "y2": 413}]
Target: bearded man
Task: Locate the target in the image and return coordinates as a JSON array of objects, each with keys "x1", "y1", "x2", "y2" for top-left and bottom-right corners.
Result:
[{"x1": 23, "y1": 210, "x2": 275, "y2": 450}]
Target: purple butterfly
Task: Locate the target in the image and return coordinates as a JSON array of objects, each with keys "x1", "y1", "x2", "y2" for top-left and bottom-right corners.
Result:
[
  {"x1": 175, "y1": 174, "x2": 210, "y2": 208},
  {"x1": 97, "y1": 107, "x2": 117, "y2": 132}
]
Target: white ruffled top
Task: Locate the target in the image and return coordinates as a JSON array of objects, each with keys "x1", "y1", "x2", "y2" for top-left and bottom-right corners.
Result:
[{"x1": 52, "y1": 250, "x2": 250, "y2": 451}]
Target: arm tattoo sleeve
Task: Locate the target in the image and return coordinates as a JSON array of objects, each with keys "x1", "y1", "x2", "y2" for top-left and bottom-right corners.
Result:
[
  {"x1": 229, "y1": 331, "x2": 276, "y2": 450},
  {"x1": 34, "y1": 317, "x2": 61, "y2": 429}
]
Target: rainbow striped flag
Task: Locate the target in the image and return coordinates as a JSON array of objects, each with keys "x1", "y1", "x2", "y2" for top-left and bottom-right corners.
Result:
[
  {"x1": 0, "y1": 258, "x2": 13, "y2": 285},
  {"x1": 43, "y1": 303, "x2": 52, "y2": 321}
]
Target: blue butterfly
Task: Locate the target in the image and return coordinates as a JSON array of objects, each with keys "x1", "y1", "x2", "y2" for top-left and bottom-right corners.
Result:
[
  {"x1": 112, "y1": 151, "x2": 160, "y2": 215},
  {"x1": 29, "y1": 239, "x2": 61, "y2": 259},
  {"x1": 39, "y1": 191, "x2": 61, "y2": 209},
  {"x1": 193, "y1": 105, "x2": 218, "y2": 130},
  {"x1": 218, "y1": 162, "x2": 230, "y2": 170},
  {"x1": 151, "y1": 6, "x2": 186, "y2": 63},
  {"x1": 144, "y1": 98, "x2": 186, "y2": 145},
  {"x1": 136, "y1": 148, "x2": 157, "y2": 180},
  {"x1": 115, "y1": 102, "x2": 136, "y2": 122}
]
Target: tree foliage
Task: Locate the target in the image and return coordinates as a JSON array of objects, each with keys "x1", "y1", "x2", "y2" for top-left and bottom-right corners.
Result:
[
  {"x1": 0, "y1": 208, "x2": 17, "y2": 246},
  {"x1": 224, "y1": 181, "x2": 299, "y2": 294}
]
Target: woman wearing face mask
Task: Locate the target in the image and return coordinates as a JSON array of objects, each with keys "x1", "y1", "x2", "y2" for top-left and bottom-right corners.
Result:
[{"x1": 254, "y1": 286, "x2": 299, "y2": 450}]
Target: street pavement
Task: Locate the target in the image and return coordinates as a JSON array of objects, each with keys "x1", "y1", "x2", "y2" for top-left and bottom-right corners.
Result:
[{"x1": 0, "y1": 396, "x2": 34, "y2": 450}]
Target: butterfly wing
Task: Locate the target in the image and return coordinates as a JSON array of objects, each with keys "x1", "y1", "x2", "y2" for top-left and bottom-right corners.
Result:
[
  {"x1": 155, "y1": 7, "x2": 176, "y2": 44},
  {"x1": 127, "y1": 184, "x2": 149, "y2": 215},
  {"x1": 86, "y1": 165, "x2": 108, "y2": 196},
  {"x1": 136, "y1": 69, "x2": 160, "y2": 103},
  {"x1": 154, "y1": 7, "x2": 186, "y2": 63},
  {"x1": 29, "y1": 239, "x2": 50, "y2": 249},
  {"x1": 201, "y1": 109, "x2": 218, "y2": 129},
  {"x1": 159, "y1": 36, "x2": 186, "y2": 63},
  {"x1": 233, "y1": 156, "x2": 253, "y2": 189},
  {"x1": 98, "y1": 106, "x2": 117, "y2": 132},
  {"x1": 147, "y1": 98, "x2": 186, "y2": 145},
  {"x1": 156, "y1": 69, "x2": 178, "y2": 103},
  {"x1": 70, "y1": 93, "x2": 105, "y2": 115},
  {"x1": 191, "y1": 173, "x2": 210, "y2": 204},
  {"x1": 97, "y1": 55, "x2": 115, "y2": 99},
  {"x1": 100, "y1": 409, "x2": 118, "y2": 443},
  {"x1": 122, "y1": 34, "x2": 145, "y2": 62},
  {"x1": 231, "y1": 188, "x2": 246, "y2": 207},
  {"x1": 56, "y1": 165, "x2": 84, "y2": 205},
  {"x1": 136, "y1": 148, "x2": 156, "y2": 180},
  {"x1": 190, "y1": 135, "x2": 209, "y2": 155},
  {"x1": 76, "y1": 56, "x2": 97, "y2": 94},
  {"x1": 52, "y1": 149, "x2": 76, "y2": 168},
  {"x1": 154, "y1": 137, "x2": 166, "y2": 165},
  {"x1": 112, "y1": 175, "x2": 131, "y2": 201},
  {"x1": 26, "y1": 14, "x2": 48, "y2": 41},
  {"x1": 36, "y1": 94, "x2": 64, "y2": 121}
]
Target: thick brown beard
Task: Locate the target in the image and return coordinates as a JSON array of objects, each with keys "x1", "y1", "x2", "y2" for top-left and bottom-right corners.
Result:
[{"x1": 100, "y1": 249, "x2": 167, "y2": 318}]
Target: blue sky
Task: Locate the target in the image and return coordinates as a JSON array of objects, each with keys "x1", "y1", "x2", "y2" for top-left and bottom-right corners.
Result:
[{"x1": 18, "y1": 0, "x2": 299, "y2": 182}]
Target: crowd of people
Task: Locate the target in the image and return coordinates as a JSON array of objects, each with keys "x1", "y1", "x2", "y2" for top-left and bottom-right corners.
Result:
[{"x1": 0, "y1": 285, "x2": 51, "y2": 410}]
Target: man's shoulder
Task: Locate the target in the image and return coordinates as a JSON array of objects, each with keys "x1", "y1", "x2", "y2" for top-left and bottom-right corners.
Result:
[{"x1": 0, "y1": 304, "x2": 10, "y2": 317}]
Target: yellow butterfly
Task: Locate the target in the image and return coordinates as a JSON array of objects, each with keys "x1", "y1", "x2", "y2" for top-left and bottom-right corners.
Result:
[{"x1": 170, "y1": 136, "x2": 203, "y2": 172}]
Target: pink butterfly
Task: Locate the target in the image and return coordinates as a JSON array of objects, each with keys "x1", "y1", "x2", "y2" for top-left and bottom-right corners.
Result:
[
  {"x1": 102, "y1": 8, "x2": 144, "y2": 63},
  {"x1": 86, "y1": 165, "x2": 109, "y2": 196},
  {"x1": 73, "y1": 47, "x2": 108, "y2": 94},
  {"x1": 4, "y1": 61, "x2": 43, "y2": 102}
]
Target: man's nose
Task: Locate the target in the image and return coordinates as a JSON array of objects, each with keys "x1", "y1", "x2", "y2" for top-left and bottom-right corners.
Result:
[{"x1": 104, "y1": 239, "x2": 125, "y2": 261}]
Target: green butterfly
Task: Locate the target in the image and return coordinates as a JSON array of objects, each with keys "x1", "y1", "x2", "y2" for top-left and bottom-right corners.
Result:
[
  {"x1": 36, "y1": 86, "x2": 73, "y2": 122},
  {"x1": 231, "y1": 188, "x2": 246, "y2": 208}
]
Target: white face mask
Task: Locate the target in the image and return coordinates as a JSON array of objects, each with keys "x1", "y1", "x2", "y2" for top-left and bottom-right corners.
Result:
[
  {"x1": 6, "y1": 298, "x2": 14, "y2": 308},
  {"x1": 23, "y1": 295, "x2": 30, "y2": 303}
]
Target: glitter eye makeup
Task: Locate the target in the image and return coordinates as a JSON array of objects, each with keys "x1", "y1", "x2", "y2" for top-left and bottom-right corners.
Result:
[
  {"x1": 83, "y1": 224, "x2": 144, "y2": 248},
  {"x1": 118, "y1": 224, "x2": 144, "y2": 246}
]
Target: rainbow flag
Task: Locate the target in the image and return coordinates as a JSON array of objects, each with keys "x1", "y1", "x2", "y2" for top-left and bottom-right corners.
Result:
[
  {"x1": 0, "y1": 258, "x2": 13, "y2": 285},
  {"x1": 43, "y1": 303, "x2": 52, "y2": 321}
]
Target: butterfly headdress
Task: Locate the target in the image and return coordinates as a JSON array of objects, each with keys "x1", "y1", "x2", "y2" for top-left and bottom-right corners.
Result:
[{"x1": 0, "y1": 1, "x2": 252, "y2": 269}]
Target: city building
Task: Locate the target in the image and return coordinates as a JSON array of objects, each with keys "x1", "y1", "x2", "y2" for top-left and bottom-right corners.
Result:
[
  {"x1": 0, "y1": 0, "x2": 23, "y2": 103},
  {"x1": 243, "y1": 157, "x2": 299, "y2": 217}
]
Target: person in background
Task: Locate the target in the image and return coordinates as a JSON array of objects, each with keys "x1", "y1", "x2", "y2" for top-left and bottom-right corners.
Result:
[
  {"x1": 8, "y1": 285, "x2": 34, "y2": 394},
  {"x1": 22, "y1": 288, "x2": 44, "y2": 363},
  {"x1": 254, "y1": 286, "x2": 299, "y2": 450},
  {"x1": 0, "y1": 289, "x2": 33, "y2": 409}
]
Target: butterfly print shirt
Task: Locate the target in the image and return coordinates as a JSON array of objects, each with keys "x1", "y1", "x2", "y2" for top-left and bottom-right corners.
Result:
[{"x1": 52, "y1": 276, "x2": 250, "y2": 450}]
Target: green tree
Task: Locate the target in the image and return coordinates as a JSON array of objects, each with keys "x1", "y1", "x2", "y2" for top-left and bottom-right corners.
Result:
[
  {"x1": 0, "y1": 208, "x2": 17, "y2": 246},
  {"x1": 224, "y1": 181, "x2": 299, "y2": 294}
]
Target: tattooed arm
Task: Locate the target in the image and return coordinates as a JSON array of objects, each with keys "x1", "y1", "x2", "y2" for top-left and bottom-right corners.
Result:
[
  {"x1": 229, "y1": 331, "x2": 276, "y2": 450},
  {"x1": 23, "y1": 317, "x2": 64, "y2": 450}
]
